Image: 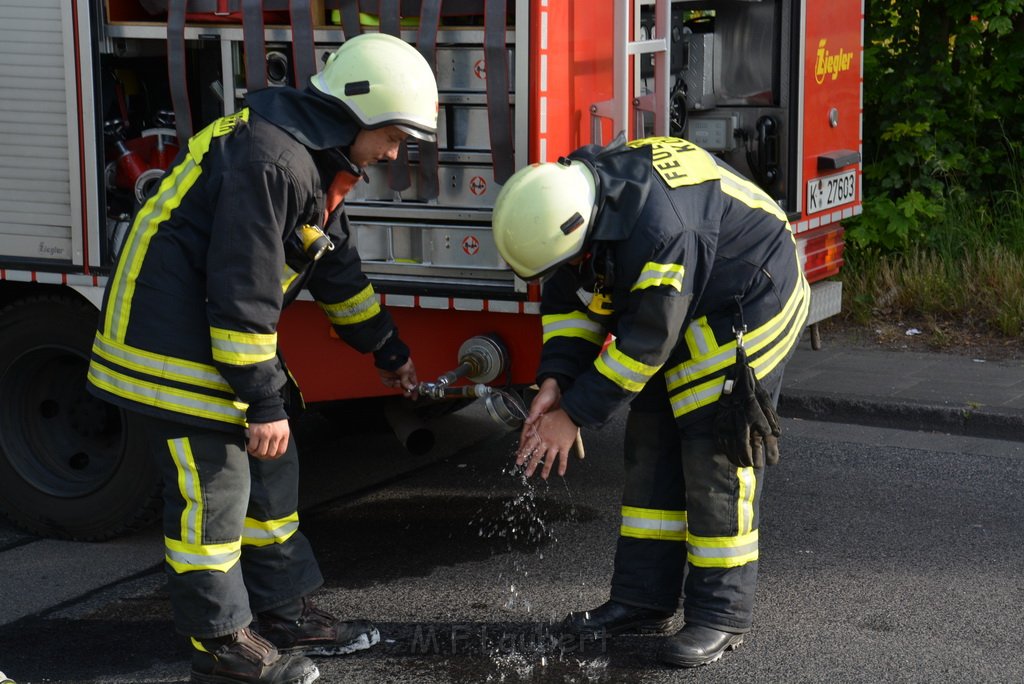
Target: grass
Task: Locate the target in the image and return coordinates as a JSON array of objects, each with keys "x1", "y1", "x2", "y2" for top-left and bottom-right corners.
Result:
[{"x1": 840, "y1": 183, "x2": 1024, "y2": 343}]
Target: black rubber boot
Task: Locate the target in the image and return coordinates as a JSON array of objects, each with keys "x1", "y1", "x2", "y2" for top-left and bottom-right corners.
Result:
[
  {"x1": 561, "y1": 599, "x2": 681, "y2": 636},
  {"x1": 660, "y1": 624, "x2": 744, "y2": 667},
  {"x1": 190, "y1": 627, "x2": 319, "y2": 684},
  {"x1": 259, "y1": 598, "x2": 380, "y2": 657}
]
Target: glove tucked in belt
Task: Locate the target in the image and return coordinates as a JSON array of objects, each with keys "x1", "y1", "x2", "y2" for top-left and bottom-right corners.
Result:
[{"x1": 713, "y1": 345, "x2": 781, "y2": 469}]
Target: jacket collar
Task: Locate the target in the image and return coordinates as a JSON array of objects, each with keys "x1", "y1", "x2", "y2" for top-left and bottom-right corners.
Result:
[
  {"x1": 246, "y1": 86, "x2": 363, "y2": 181},
  {"x1": 245, "y1": 85, "x2": 361, "y2": 152},
  {"x1": 570, "y1": 136, "x2": 651, "y2": 243}
]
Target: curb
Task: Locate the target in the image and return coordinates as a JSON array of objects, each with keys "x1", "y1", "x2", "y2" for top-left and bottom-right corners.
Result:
[{"x1": 778, "y1": 390, "x2": 1024, "y2": 443}]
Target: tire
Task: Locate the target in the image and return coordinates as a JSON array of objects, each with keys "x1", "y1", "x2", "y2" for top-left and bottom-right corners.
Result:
[{"x1": 0, "y1": 294, "x2": 161, "y2": 541}]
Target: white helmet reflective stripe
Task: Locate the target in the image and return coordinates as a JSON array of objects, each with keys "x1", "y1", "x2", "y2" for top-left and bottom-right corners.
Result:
[
  {"x1": 492, "y1": 159, "x2": 598, "y2": 279},
  {"x1": 312, "y1": 33, "x2": 438, "y2": 141}
]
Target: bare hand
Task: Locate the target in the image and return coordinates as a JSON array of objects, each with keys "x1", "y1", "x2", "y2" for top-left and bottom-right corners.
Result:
[
  {"x1": 515, "y1": 408, "x2": 579, "y2": 479},
  {"x1": 522, "y1": 378, "x2": 562, "y2": 429},
  {"x1": 246, "y1": 419, "x2": 290, "y2": 460},
  {"x1": 378, "y1": 358, "x2": 419, "y2": 399}
]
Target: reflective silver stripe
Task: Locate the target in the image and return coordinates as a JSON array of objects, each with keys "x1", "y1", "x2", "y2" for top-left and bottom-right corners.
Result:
[
  {"x1": 209, "y1": 327, "x2": 277, "y2": 365},
  {"x1": 93, "y1": 333, "x2": 231, "y2": 391},
  {"x1": 320, "y1": 285, "x2": 381, "y2": 325},
  {"x1": 105, "y1": 157, "x2": 202, "y2": 341},
  {"x1": 165, "y1": 542, "x2": 241, "y2": 572},
  {"x1": 749, "y1": 278, "x2": 811, "y2": 376},
  {"x1": 669, "y1": 375, "x2": 726, "y2": 417},
  {"x1": 541, "y1": 313, "x2": 606, "y2": 345},
  {"x1": 632, "y1": 262, "x2": 685, "y2": 292},
  {"x1": 737, "y1": 467, "x2": 757, "y2": 534},
  {"x1": 88, "y1": 362, "x2": 247, "y2": 425},
  {"x1": 719, "y1": 170, "x2": 788, "y2": 221},
  {"x1": 168, "y1": 438, "x2": 202, "y2": 546},
  {"x1": 242, "y1": 517, "x2": 300, "y2": 546},
  {"x1": 689, "y1": 540, "x2": 759, "y2": 561},
  {"x1": 595, "y1": 342, "x2": 659, "y2": 392},
  {"x1": 743, "y1": 277, "x2": 808, "y2": 357},
  {"x1": 665, "y1": 273, "x2": 809, "y2": 395},
  {"x1": 665, "y1": 324, "x2": 733, "y2": 391},
  {"x1": 620, "y1": 505, "x2": 686, "y2": 540},
  {"x1": 687, "y1": 531, "x2": 759, "y2": 563}
]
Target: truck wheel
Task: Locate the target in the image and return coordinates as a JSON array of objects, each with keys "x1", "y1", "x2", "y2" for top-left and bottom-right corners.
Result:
[{"x1": 0, "y1": 295, "x2": 161, "y2": 541}]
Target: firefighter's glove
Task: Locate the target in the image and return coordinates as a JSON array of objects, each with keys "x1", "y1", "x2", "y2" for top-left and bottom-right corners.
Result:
[{"x1": 713, "y1": 349, "x2": 781, "y2": 469}]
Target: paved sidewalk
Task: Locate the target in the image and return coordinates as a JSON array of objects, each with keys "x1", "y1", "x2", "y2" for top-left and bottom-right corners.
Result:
[{"x1": 780, "y1": 335, "x2": 1024, "y2": 441}]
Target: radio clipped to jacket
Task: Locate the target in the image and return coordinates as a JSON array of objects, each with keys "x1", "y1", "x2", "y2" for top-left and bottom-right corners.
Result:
[{"x1": 285, "y1": 224, "x2": 334, "y2": 272}]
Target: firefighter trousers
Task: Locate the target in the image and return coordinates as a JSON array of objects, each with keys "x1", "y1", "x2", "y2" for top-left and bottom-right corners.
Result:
[
  {"x1": 136, "y1": 412, "x2": 324, "y2": 639},
  {"x1": 609, "y1": 377, "x2": 772, "y2": 634}
]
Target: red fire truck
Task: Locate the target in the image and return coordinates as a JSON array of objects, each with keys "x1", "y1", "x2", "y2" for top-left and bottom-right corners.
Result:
[{"x1": 0, "y1": 0, "x2": 858, "y2": 539}]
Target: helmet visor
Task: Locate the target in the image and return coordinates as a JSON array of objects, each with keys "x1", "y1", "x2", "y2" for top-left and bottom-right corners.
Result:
[{"x1": 396, "y1": 124, "x2": 436, "y2": 143}]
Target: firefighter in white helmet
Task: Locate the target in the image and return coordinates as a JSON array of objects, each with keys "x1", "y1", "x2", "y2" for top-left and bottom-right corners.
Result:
[
  {"x1": 87, "y1": 33, "x2": 437, "y2": 684},
  {"x1": 492, "y1": 135, "x2": 809, "y2": 668}
]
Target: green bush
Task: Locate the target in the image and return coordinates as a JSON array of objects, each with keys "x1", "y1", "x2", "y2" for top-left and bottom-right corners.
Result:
[{"x1": 849, "y1": 0, "x2": 1024, "y2": 252}]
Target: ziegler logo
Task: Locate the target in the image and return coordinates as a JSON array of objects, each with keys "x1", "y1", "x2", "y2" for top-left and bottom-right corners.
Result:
[{"x1": 814, "y1": 39, "x2": 854, "y2": 84}]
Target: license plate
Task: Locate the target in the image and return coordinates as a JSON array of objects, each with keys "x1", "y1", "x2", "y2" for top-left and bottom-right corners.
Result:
[{"x1": 807, "y1": 169, "x2": 857, "y2": 214}]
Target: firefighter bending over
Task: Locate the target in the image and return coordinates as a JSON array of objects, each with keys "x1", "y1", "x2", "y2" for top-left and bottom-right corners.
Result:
[
  {"x1": 86, "y1": 34, "x2": 437, "y2": 684},
  {"x1": 491, "y1": 135, "x2": 809, "y2": 668}
]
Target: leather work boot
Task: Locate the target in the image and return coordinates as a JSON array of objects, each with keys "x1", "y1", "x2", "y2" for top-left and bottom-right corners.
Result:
[
  {"x1": 660, "y1": 624, "x2": 745, "y2": 668},
  {"x1": 561, "y1": 599, "x2": 681, "y2": 636},
  {"x1": 259, "y1": 598, "x2": 381, "y2": 657},
  {"x1": 190, "y1": 627, "x2": 319, "y2": 684}
]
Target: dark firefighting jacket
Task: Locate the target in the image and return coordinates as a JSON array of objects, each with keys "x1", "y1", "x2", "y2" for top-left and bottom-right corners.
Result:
[
  {"x1": 87, "y1": 87, "x2": 405, "y2": 432},
  {"x1": 537, "y1": 136, "x2": 810, "y2": 433}
]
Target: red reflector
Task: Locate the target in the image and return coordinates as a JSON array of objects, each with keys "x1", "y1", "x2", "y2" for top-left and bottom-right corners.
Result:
[{"x1": 802, "y1": 226, "x2": 845, "y2": 283}]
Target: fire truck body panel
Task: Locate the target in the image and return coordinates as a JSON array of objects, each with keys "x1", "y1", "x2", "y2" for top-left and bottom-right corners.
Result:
[{"x1": 0, "y1": 0, "x2": 861, "y2": 540}]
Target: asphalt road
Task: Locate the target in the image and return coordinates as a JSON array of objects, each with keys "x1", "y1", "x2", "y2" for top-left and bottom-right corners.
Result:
[{"x1": 1, "y1": 404, "x2": 1023, "y2": 683}]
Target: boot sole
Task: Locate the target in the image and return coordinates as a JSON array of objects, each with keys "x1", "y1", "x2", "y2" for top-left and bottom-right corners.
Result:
[
  {"x1": 288, "y1": 627, "x2": 381, "y2": 657},
  {"x1": 660, "y1": 634, "x2": 744, "y2": 668},
  {"x1": 191, "y1": 664, "x2": 319, "y2": 684}
]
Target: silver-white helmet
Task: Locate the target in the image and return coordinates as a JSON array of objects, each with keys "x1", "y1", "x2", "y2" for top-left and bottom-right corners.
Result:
[{"x1": 312, "y1": 33, "x2": 438, "y2": 141}]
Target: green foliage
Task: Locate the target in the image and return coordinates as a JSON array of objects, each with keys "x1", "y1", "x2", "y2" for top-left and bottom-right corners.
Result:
[
  {"x1": 850, "y1": 0, "x2": 1024, "y2": 252},
  {"x1": 842, "y1": 154, "x2": 1024, "y2": 338}
]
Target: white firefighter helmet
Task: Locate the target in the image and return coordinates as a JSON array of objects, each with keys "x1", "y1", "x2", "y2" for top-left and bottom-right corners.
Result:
[
  {"x1": 312, "y1": 33, "x2": 438, "y2": 141},
  {"x1": 492, "y1": 159, "x2": 598, "y2": 279}
]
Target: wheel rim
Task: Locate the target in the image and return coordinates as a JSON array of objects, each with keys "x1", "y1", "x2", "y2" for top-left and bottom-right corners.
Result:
[{"x1": 0, "y1": 345, "x2": 127, "y2": 498}]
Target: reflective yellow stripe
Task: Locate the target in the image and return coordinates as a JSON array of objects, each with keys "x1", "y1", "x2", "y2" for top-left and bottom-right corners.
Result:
[
  {"x1": 105, "y1": 157, "x2": 202, "y2": 342},
  {"x1": 165, "y1": 535, "x2": 242, "y2": 574},
  {"x1": 719, "y1": 169, "x2": 789, "y2": 222},
  {"x1": 282, "y1": 264, "x2": 301, "y2": 293},
  {"x1": 737, "y1": 467, "x2": 756, "y2": 535},
  {"x1": 594, "y1": 340, "x2": 661, "y2": 393},
  {"x1": 684, "y1": 316, "x2": 722, "y2": 360},
  {"x1": 92, "y1": 332, "x2": 233, "y2": 392},
  {"x1": 687, "y1": 529, "x2": 759, "y2": 568},
  {"x1": 666, "y1": 275, "x2": 810, "y2": 418},
  {"x1": 541, "y1": 312, "x2": 606, "y2": 345},
  {"x1": 748, "y1": 277, "x2": 811, "y2": 378},
  {"x1": 632, "y1": 261, "x2": 685, "y2": 292},
  {"x1": 669, "y1": 375, "x2": 727, "y2": 418},
  {"x1": 242, "y1": 512, "x2": 300, "y2": 547},
  {"x1": 105, "y1": 110, "x2": 248, "y2": 343},
  {"x1": 320, "y1": 284, "x2": 381, "y2": 326},
  {"x1": 209, "y1": 327, "x2": 277, "y2": 366},
  {"x1": 88, "y1": 361, "x2": 247, "y2": 425},
  {"x1": 168, "y1": 438, "x2": 203, "y2": 545},
  {"x1": 620, "y1": 505, "x2": 687, "y2": 541}
]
